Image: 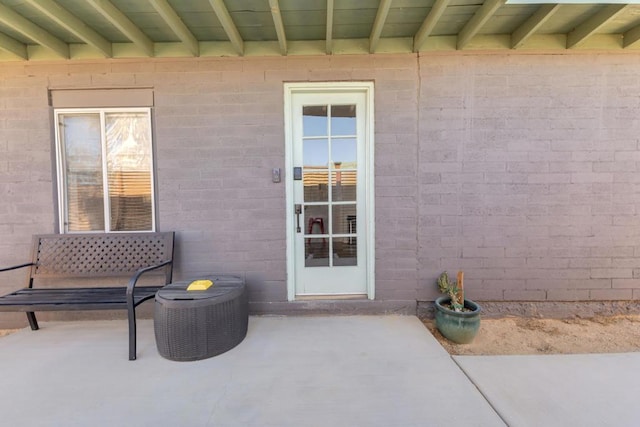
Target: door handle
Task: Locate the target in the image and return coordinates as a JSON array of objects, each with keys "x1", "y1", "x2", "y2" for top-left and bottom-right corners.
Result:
[{"x1": 294, "y1": 204, "x2": 302, "y2": 233}]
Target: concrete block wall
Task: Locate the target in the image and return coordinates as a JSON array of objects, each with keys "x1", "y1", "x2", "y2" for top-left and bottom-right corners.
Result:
[
  {"x1": 0, "y1": 65, "x2": 56, "y2": 325},
  {"x1": 368, "y1": 56, "x2": 420, "y2": 301},
  {"x1": 1, "y1": 52, "x2": 639, "y2": 326},
  {"x1": 0, "y1": 55, "x2": 419, "y2": 327},
  {"x1": 417, "y1": 53, "x2": 640, "y2": 303},
  {"x1": 150, "y1": 55, "x2": 418, "y2": 302}
]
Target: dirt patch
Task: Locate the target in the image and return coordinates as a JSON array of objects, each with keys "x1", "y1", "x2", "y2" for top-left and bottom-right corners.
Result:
[
  {"x1": 0, "y1": 329, "x2": 19, "y2": 338},
  {"x1": 422, "y1": 315, "x2": 640, "y2": 355}
]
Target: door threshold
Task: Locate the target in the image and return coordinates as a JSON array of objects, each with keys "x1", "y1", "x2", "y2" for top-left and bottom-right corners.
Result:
[{"x1": 295, "y1": 294, "x2": 368, "y2": 301}]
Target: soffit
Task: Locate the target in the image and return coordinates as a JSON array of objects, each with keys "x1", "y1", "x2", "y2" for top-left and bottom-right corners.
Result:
[{"x1": 0, "y1": 0, "x2": 639, "y2": 62}]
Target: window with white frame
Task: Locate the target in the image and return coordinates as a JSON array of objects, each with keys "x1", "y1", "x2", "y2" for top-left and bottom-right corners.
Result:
[{"x1": 55, "y1": 108, "x2": 155, "y2": 233}]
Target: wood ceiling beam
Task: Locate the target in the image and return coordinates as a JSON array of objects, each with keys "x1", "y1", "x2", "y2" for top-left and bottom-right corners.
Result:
[
  {"x1": 86, "y1": 0, "x2": 154, "y2": 56},
  {"x1": 414, "y1": 0, "x2": 451, "y2": 52},
  {"x1": 0, "y1": 2, "x2": 68, "y2": 58},
  {"x1": 0, "y1": 32, "x2": 28, "y2": 59},
  {"x1": 567, "y1": 4, "x2": 629, "y2": 49},
  {"x1": 457, "y1": 0, "x2": 505, "y2": 50},
  {"x1": 148, "y1": 0, "x2": 198, "y2": 56},
  {"x1": 25, "y1": 0, "x2": 112, "y2": 57},
  {"x1": 208, "y1": 0, "x2": 244, "y2": 56},
  {"x1": 269, "y1": 0, "x2": 287, "y2": 55},
  {"x1": 511, "y1": 4, "x2": 561, "y2": 49},
  {"x1": 370, "y1": 0, "x2": 393, "y2": 53},
  {"x1": 623, "y1": 24, "x2": 640, "y2": 48},
  {"x1": 326, "y1": 0, "x2": 334, "y2": 54}
]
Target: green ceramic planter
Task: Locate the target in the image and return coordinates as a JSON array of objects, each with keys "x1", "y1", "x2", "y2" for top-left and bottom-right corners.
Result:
[{"x1": 434, "y1": 296, "x2": 481, "y2": 344}]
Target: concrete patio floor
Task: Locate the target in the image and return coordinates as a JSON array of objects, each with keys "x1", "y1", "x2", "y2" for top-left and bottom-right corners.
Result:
[
  {"x1": 455, "y1": 352, "x2": 640, "y2": 427},
  {"x1": 0, "y1": 315, "x2": 638, "y2": 426},
  {"x1": 0, "y1": 315, "x2": 501, "y2": 427}
]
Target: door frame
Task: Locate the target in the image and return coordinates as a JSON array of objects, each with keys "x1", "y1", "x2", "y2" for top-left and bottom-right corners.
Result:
[{"x1": 284, "y1": 82, "x2": 375, "y2": 301}]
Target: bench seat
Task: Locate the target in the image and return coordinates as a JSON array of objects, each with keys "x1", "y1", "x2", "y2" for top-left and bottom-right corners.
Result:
[
  {"x1": 0, "y1": 286, "x2": 162, "y2": 310},
  {"x1": 0, "y1": 232, "x2": 174, "y2": 360}
]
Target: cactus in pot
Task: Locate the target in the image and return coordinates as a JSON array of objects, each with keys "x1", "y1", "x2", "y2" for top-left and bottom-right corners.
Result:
[
  {"x1": 437, "y1": 271, "x2": 464, "y2": 312},
  {"x1": 434, "y1": 270, "x2": 481, "y2": 344}
]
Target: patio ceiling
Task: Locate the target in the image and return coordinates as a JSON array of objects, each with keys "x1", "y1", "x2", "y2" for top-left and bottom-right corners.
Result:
[{"x1": 0, "y1": 0, "x2": 640, "y2": 62}]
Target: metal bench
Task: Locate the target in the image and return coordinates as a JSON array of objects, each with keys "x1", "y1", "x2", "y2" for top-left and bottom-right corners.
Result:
[{"x1": 0, "y1": 232, "x2": 174, "y2": 360}]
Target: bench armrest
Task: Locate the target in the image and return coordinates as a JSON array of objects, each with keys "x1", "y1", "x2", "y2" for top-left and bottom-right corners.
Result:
[
  {"x1": 126, "y1": 260, "x2": 173, "y2": 297},
  {"x1": 0, "y1": 262, "x2": 34, "y2": 273}
]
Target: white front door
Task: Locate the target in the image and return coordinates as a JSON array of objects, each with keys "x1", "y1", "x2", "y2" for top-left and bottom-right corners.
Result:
[{"x1": 285, "y1": 83, "x2": 374, "y2": 299}]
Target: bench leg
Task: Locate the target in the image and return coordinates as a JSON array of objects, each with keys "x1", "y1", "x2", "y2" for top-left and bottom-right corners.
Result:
[
  {"x1": 26, "y1": 312, "x2": 39, "y2": 330},
  {"x1": 128, "y1": 304, "x2": 137, "y2": 361}
]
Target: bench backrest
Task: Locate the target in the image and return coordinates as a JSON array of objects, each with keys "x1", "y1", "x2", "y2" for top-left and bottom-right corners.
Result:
[{"x1": 29, "y1": 232, "x2": 174, "y2": 283}]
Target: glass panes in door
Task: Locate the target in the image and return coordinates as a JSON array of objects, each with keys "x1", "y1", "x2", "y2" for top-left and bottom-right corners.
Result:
[{"x1": 302, "y1": 104, "x2": 357, "y2": 268}]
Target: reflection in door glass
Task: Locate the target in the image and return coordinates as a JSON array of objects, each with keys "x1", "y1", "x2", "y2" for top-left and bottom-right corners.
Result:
[
  {"x1": 305, "y1": 238, "x2": 329, "y2": 267},
  {"x1": 331, "y1": 170, "x2": 356, "y2": 202},
  {"x1": 303, "y1": 106, "x2": 328, "y2": 137},
  {"x1": 331, "y1": 105, "x2": 356, "y2": 135},
  {"x1": 304, "y1": 205, "x2": 328, "y2": 236},
  {"x1": 332, "y1": 237, "x2": 357, "y2": 266},
  {"x1": 303, "y1": 171, "x2": 329, "y2": 202},
  {"x1": 303, "y1": 139, "x2": 328, "y2": 167},
  {"x1": 332, "y1": 205, "x2": 356, "y2": 235},
  {"x1": 299, "y1": 102, "x2": 360, "y2": 271},
  {"x1": 331, "y1": 138, "x2": 357, "y2": 165}
]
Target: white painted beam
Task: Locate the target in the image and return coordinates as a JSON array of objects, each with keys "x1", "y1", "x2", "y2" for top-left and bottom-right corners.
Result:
[
  {"x1": 414, "y1": 0, "x2": 451, "y2": 52},
  {"x1": 512, "y1": 4, "x2": 561, "y2": 48},
  {"x1": 0, "y1": 32, "x2": 28, "y2": 59},
  {"x1": 326, "y1": 0, "x2": 334, "y2": 54},
  {"x1": 269, "y1": 0, "x2": 287, "y2": 55},
  {"x1": 567, "y1": 4, "x2": 628, "y2": 48},
  {"x1": 149, "y1": 0, "x2": 198, "y2": 56},
  {"x1": 208, "y1": 0, "x2": 244, "y2": 55},
  {"x1": 370, "y1": 0, "x2": 393, "y2": 53},
  {"x1": 25, "y1": 0, "x2": 112, "y2": 57},
  {"x1": 86, "y1": 0, "x2": 154, "y2": 56},
  {"x1": 457, "y1": 0, "x2": 506, "y2": 49},
  {"x1": 0, "y1": 2, "x2": 68, "y2": 58}
]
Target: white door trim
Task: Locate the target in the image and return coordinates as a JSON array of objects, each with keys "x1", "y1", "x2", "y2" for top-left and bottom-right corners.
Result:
[{"x1": 284, "y1": 82, "x2": 375, "y2": 301}]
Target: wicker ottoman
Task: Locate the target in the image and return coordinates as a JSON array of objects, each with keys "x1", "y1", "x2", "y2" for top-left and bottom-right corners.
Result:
[{"x1": 154, "y1": 275, "x2": 248, "y2": 361}]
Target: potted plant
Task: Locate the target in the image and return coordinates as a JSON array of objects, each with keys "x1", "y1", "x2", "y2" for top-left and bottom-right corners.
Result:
[{"x1": 434, "y1": 271, "x2": 481, "y2": 344}]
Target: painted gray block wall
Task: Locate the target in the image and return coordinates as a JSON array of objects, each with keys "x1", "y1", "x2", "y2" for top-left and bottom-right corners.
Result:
[
  {"x1": 417, "y1": 53, "x2": 640, "y2": 303},
  {"x1": 149, "y1": 55, "x2": 419, "y2": 303},
  {"x1": 0, "y1": 55, "x2": 419, "y2": 327},
  {"x1": 0, "y1": 67, "x2": 56, "y2": 325},
  {"x1": 0, "y1": 52, "x2": 639, "y2": 327}
]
